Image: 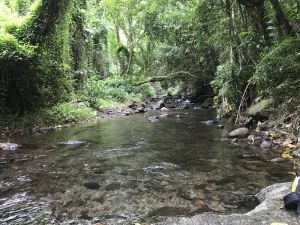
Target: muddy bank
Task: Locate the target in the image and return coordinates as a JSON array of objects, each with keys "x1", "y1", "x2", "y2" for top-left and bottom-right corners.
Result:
[{"x1": 155, "y1": 182, "x2": 299, "y2": 225}]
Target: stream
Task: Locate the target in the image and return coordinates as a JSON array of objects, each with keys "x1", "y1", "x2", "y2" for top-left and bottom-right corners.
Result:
[{"x1": 0, "y1": 109, "x2": 293, "y2": 225}]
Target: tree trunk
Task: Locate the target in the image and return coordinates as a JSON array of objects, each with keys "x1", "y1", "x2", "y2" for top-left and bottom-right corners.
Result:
[
  {"x1": 269, "y1": 0, "x2": 295, "y2": 36},
  {"x1": 238, "y1": 0, "x2": 268, "y2": 39}
]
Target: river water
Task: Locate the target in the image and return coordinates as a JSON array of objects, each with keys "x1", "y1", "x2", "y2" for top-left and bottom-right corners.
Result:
[{"x1": 0, "y1": 109, "x2": 292, "y2": 224}]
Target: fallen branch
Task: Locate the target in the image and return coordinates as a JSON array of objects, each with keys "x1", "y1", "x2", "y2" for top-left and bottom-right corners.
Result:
[
  {"x1": 136, "y1": 76, "x2": 170, "y2": 85},
  {"x1": 136, "y1": 71, "x2": 196, "y2": 85}
]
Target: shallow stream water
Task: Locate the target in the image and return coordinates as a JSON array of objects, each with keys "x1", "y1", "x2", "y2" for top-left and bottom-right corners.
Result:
[{"x1": 0, "y1": 109, "x2": 292, "y2": 224}]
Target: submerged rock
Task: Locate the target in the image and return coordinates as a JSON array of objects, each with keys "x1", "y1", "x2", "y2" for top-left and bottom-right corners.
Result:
[
  {"x1": 148, "y1": 116, "x2": 159, "y2": 123},
  {"x1": 229, "y1": 127, "x2": 249, "y2": 138},
  {"x1": 191, "y1": 199, "x2": 205, "y2": 207},
  {"x1": 260, "y1": 140, "x2": 272, "y2": 150},
  {"x1": 59, "y1": 140, "x2": 89, "y2": 145},
  {"x1": 155, "y1": 183, "x2": 296, "y2": 225},
  {"x1": 200, "y1": 120, "x2": 214, "y2": 126},
  {"x1": 105, "y1": 182, "x2": 121, "y2": 191},
  {"x1": 159, "y1": 114, "x2": 169, "y2": 118},
  {"x1": 178, "y1": 189, "x2": 198, "y2": 200},
  {"x1": 84, "y1": 182, "x2": 100, "y2": 190},
  {"x1": 0, "y1": 143, "x2": 21, "y2": 151}
]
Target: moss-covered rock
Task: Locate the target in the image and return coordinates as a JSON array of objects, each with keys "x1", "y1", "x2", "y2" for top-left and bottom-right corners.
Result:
[{"x1": 246, "y1": 99, "x2": 273, "y2": 120}]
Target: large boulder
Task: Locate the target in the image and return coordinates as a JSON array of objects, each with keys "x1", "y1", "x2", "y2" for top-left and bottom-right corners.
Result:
[
  {"x1": 229, "y1": 128, "x2": 249, "y2": 138},
  {"x1": 155, "y1": 182, "x2": 298, "y2": 225}
]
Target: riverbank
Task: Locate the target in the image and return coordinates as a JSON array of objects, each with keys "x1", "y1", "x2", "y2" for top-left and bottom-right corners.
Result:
[{"x1": 0, "y1": 94, "x2": 195, "y2": 137}]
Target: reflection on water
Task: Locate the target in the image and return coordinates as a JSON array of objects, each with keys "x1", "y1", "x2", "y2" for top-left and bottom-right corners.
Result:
[{"x1": 0, "y1": 110, "x2": 292, "y2": 224}]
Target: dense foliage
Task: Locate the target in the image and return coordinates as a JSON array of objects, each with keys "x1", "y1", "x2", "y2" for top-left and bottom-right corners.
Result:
[{"x1": 0, "y1": 0, "x2": 299, "y2": 132}]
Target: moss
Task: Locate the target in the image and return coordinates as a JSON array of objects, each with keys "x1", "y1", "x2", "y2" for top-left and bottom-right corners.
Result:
[
  {"x1": 44, "y1": 102, "x2": 96, "y2": 124},
  {"x1": 247, "y1": 99, "x2": 273, "y2": 117},
  {"x1": 2, "y1": 102, "x2": 96, "y2": 130}
]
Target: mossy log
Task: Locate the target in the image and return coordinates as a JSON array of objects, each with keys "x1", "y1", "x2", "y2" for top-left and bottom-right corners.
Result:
[{"x1": 136, "y1": 76, "x2": 170, "y2": 85}]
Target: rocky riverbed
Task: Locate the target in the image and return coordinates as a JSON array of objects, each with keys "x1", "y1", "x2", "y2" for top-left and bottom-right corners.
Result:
[
  {"x1": 0, "y1": 95, "x2": 299, "y2": 225},
  {"x1": 156, "y1": 182, "x2": 300, "y2": 225}
]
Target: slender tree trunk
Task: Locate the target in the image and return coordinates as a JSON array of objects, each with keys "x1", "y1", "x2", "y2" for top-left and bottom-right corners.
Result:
[
  {"x1": 255, "y1": 0, "x2": 268, "y2": 39},
  {"x1": 237, "y1": 0, "x2": 268, "y2": 39},
  {"x1": 269, "y1": 0, "x2": 295, "y2": 36}
]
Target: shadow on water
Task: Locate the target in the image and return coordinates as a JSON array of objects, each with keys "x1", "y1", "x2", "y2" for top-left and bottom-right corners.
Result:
[{"x1": 0, "y1": 110, "x2": 293, "y2": 224}]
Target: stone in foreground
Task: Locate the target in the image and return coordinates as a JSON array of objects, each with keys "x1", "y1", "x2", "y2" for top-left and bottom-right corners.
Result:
[
  {"x1": 0, "y1": 143, "x2": 21, "y2": 151},
  {"x1": 155, "y1": 182, "x2": 299, "y2": 225},
  {"x1": 229, "y1": 127, "x2": 249, "y2": 138}
]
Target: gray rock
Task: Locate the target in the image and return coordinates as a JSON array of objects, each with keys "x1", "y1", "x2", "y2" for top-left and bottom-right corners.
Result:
[
  {"x1": 292, "y1": 149, "x2": 300, "y2": 158},
  {"x1": 247, "y1": 135, "x2": 255, "y2": 143},
  {"x1": 159, "y1": 114, "x2": 169, "y2": 118},
  {"x1": 155, "y1": 182, "x2": 297, "y2": 225},
  {"x1": 257, "y1": 122, "x2": 273, "y2": 131},
  {"x1": 260, "y1": 140, "x2": 272, "y2": 150},
  {"x1": 217, "y1": 124, "x2": 224, "y2": 129},
  {"x1": 201, "y1": 120, "x2": 214, "y2": 126},
  {"x1": 178, "y1": 189, "x2": 198, "y2": 200},
  {"x1": 153, "y1": 100, "x2": 165, "y2": 110},
  {"x1": 148, "y1": 116, "x2": 159, "y2": 123},
  {"x1": 0, "y1": 143, "x2": 21, "y2": 151},
  {"x1": 229, "y1": 128, "x2": 249, "y2": 138},
  {"x1": 135, "y1": 107, "x2": 146, "y2": 113},
  {"x1": 231, "y1": 138, "x2": 238, "y2": 144},
  {"x1": 160, "y1": 107, "x2": 170, "y2": 112},
  {"x1": 123, "y1": 110, "x2": 133, "y2": 116},
  {"x1": 59, "y1": 140, "x2": 88, "y2": 145},
  {"x1": 269, "y1": 158, "x2": 285, "y2": 163},
  {"x1": 105, "y1": 182, "x2": 121, "y2": 191}
]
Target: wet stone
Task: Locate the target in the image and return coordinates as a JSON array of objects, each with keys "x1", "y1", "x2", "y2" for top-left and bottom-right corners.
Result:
[
  {"x1": 270, "y1": 158, "x2": 285, "y2": 163},
  {"x1": 224, "y1": 194, "x2": 259, "y2": 209},
  {"x1": 260, "y1": 140, "x2": 272, "y2": 150},
  {"x1": 200, "y1": 120, "x2": 214, "y2": 126},
  {"x1": 105, "y1": 182, "x2": 121, "y2": 191},
  {"x1": 0, "y1": 143, "x2": 21, "y2": 151},
  {"x1": 191, "y1": 199, "x2": 205, "y2": 207},
  {"x1": 93, "y1": 168, "x2": 105, "y2": 174},
  {"x1": 148, "y1": 207, "x2": 190, "y2": 217},
  {"x1": 84, "y1": 182, "x2": 100, "y2": 190},
  {"x1": 148, "y1": 116, "x2": 159, "y2": 123},
  {"x1": 229, "y1": 127, "x2": 249, "y2": 138},
  {"x1": 59, "y1": 140, "x2": 89, "y2": 145},
  {"x1": 125, "y1": 180, "x2": 138, "y2": 189},
  {"x1": 178, "y1": 189, "x2": 198, "y2": 200}
]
